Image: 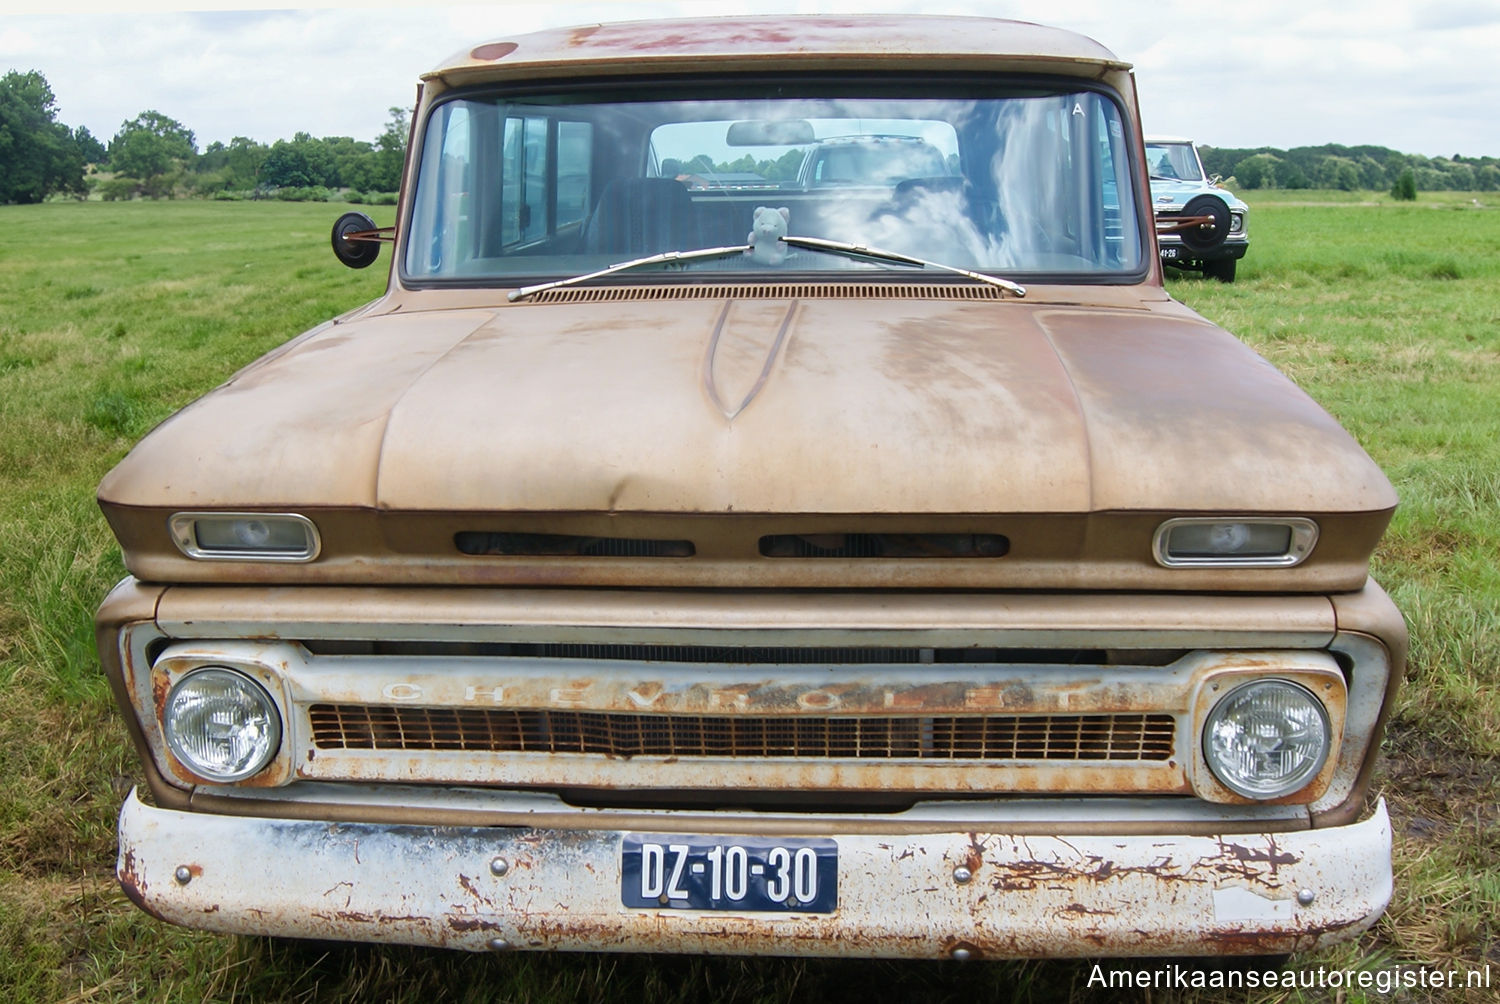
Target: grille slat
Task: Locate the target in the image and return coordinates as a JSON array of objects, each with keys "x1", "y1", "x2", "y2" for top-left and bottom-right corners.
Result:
[{"x1": 310, "y1": 705, "x2": 1174, "y2": 762}]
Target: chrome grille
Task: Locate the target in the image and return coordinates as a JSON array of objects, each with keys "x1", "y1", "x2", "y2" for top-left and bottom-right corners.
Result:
[{"x1": 309, "y1": 705, "x2": 1175, "y2": 762}]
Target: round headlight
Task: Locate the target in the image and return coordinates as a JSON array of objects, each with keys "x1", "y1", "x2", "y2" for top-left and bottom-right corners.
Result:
[
  {"x1": 1202, "y1": 679, "x2": 1330, "y2": 799},
  {"x1": 163, "y1": 667, "x2": 282, "y2": 782}
]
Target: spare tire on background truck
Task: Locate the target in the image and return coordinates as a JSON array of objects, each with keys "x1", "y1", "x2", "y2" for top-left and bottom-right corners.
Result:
[{"x1": 1178, "y1": 194, "x2": 1230, "y2": 253}]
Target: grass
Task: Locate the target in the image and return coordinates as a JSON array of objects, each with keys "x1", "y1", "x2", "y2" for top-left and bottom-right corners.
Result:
[{"x1": 0, "y1": 195, "x2": 1496, "y2": 1001}]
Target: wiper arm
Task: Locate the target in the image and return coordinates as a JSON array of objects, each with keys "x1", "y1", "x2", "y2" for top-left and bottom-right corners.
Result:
[
  {"x1": 508, "y1": 237, "x2": 1025, "y2": 301},
  {"x1": 780, "y1": 236, "x2": 1026, "y2": 297},
  {"x1": 508, "y1": 244, "x2": 750, "y2": 302}
]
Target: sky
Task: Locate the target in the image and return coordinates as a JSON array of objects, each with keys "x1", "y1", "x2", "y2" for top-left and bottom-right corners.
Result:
[{"x1": 3, "y1": 0, "x2": 1499, "y2": 159}]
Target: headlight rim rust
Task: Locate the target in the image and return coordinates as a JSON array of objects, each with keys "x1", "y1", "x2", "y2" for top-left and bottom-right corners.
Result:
[
  {"x1": 1200, "y1": 676, "x2": 1334, "y2": 801},
  {"x1": 162, "y1": 665, "x2": 285, "y2": 783}
]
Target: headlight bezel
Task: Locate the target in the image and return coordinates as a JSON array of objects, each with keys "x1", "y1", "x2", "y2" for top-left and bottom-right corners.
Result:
[
  {"x1": 162, "y1": 666, "x2": 284, "y2": 783},
  {"x1": 1190, "y1": 668, "x2": 1345, "y2": 804},
  {"x1": 1153, "y1": 516, "x2": 1318, "y2": 568},
  {"x1": 1202, "y1": 678, "x2": 1332, "y2": 799},
  {"x1": 169, "y1": 511, "x2": 321, "y2": 563}
]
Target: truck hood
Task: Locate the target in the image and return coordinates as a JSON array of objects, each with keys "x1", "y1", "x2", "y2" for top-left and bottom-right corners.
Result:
[
  {"x1": 98, "y1": 295, "x2": 1394, "y2": 516},
  {"x1": 1150, "y1": 178, "x2": 1247, "y2": 214}
]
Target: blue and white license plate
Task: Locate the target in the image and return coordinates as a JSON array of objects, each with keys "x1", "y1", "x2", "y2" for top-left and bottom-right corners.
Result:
[
  {"x1": 621, "y1": 834, "x2": 837, "y2": 913},
  {"x1": 1160, "y1": 246, "x2": 1180, "y2": 260}
]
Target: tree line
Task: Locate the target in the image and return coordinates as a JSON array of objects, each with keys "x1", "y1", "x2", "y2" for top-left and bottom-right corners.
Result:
[
  {"x1": 1199, "y1": 142, "x2": 1500, "y2": 193},
  {"x1": 6, "y1": 67, "x2": 1499, "y2": 206},
  {"x1": 1, "y1": 69, "x2": 407, "y2": 205}
]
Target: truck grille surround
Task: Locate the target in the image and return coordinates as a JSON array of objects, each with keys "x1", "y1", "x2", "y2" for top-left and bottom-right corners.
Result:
[{"x1": 141, "y1": 634, "x2": 1349, "y2": 800}]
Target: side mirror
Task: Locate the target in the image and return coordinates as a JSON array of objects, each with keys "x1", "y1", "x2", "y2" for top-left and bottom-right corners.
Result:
[{"x1": 331, "y1": 211, "x2": 389, "y2": 269}]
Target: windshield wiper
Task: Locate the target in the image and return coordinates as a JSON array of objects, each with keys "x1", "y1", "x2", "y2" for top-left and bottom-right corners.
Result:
[
  {"x1": 508, "y1": 245, "x2": 750, "y2": 302},
  {"x1": 508, "y1": 235, "x2": 1026, "y2": 302},
  {"x1": 780, "y1": 236, "x2": 1026, "y2": 297}
]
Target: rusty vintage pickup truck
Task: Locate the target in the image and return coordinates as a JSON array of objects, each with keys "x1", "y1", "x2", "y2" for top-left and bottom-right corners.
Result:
[{"x1": 98, "y1": 15, "x2": 1403, "y2": 960}]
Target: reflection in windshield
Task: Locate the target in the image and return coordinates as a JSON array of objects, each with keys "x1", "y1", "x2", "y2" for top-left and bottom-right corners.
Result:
[
  {"x1": 404, "y1": 85, "x2": 1144, "y2": 283},
  {"x1": 1146, "y1": 143, "x2": 1203, "y2": 182}
]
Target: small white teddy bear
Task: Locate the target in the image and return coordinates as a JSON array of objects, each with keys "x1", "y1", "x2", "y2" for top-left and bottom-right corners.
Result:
[{"x1": 747, "y1": 206, "x2": 790, "y2": 265}]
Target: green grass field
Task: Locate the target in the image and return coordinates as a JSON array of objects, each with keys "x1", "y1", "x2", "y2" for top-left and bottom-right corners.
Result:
[{"x1": 0, "y1": 196, "x2": 1495, "y2": 1002}]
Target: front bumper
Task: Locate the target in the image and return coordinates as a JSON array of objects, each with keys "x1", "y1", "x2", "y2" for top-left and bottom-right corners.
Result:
[
  {"x1": 1152, "y1": 237, "x2": 1248, "y2": 264},
  {"x1": 1158, "y1": 236, "x2": 1249, "y2": 265},
  {"x1": 118, "y1": 789, "x2": 1392, "y2": 959}
]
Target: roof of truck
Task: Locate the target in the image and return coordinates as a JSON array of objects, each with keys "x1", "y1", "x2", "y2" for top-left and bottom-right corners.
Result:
[{"x1": 427, "y1": 15, "x2": 1130, "y2": 85}]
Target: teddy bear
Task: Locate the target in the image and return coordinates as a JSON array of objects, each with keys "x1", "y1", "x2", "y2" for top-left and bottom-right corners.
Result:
[{"x1": 746, "y1": 206, "x2": 790, "y2": 265}]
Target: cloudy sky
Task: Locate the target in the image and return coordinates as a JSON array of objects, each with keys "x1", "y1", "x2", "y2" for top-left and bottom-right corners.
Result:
[{"x1": 3, "y1": 0, "x2": 1498, "y2": 158}]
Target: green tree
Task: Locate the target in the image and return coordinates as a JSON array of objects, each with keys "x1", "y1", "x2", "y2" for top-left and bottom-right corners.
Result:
[
  {"x1": 1319, "y1": 156, "x2": 1362, "y2": 191},
  {"x1": 71, "y1": 124, "x2": 106, "y2": 165},
  {"x1": 1232, "y1": 153, "x2": 1279, "y2": 190},
  {"x1": 324, "y1": 135, "x2": 377, "y2": 191},
  {"x1": 0, "y1": 70, "x2": 86, "y2": 204},
  {"x1": 259, "y1": 139, "x2": 318, "y2": 188},
  {"x1": 109, "y1": 110, "x2": 196, "y2": 197},
  {"x1": 369, "y1": 106, "x2": 410, "y2": 192},
  {"x1": 1391, "y1": 167, "x2": 1417, "y2": 201}
]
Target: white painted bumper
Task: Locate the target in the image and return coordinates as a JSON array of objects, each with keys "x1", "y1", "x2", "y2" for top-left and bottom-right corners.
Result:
[{"x1": 117, "y1": 790, "x2": 1391, "y2": 959}]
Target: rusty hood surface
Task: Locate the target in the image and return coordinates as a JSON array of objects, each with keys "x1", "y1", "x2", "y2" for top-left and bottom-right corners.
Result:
[{"x1": 97, "y1": 295, "x2": 1395, "y2": 517}]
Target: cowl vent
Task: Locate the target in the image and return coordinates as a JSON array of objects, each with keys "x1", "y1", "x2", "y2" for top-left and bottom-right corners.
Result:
[{"x1": 522, "y1": 283, "x2": 1006, "y2": 304}]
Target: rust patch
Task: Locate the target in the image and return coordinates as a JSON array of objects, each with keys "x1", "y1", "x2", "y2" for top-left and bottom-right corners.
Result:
[
  {"x1": 151, "y1": 670, "x2": 170, "y2": 718},
  {"x1": 312, "y1": 910, "x2": 432, "y2": 926},
  {"x1": 1057, "y1": 902, "x2": 1115, "y2": 917},
  {"x1": 964, "y1": 833, "x2": 985, "y2": 875},
  {"x1": 1207, "y1": 930, "x2": 1303, "y2": 954},
  {"x1": 457, "y1": 873, "x2": 493, "y2": 905},
  {"x1": 448, "y1": 916, "x2": 504, "y2": 933},
  {"x1": 470, "y1": 42, "x2": 518, "y2": 61},
  {"x1": 1217, "y1": 836, "x2": 1299, "y2": 872}
]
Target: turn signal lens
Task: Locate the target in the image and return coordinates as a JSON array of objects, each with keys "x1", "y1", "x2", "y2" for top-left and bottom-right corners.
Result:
[
  {"x1": 170, "y1": 512, "x2": 320, "y2": 562},
  {"x1": 1154, "y1": 517, "x2": 1317, "y2": 567}
]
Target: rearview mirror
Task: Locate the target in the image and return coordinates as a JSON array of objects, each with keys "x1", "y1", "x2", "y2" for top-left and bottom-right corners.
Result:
[{"x1": 725, "y1": 120, "x2": 816, "y2": 146}]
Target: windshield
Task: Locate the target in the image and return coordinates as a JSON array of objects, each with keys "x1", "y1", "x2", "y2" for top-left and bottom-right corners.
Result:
[
  {"x1": 1145, "y1": 142, "x2": 1203, "y2": 182},
  {"x1": 404, "y1": 80, "x2": 1145, "y2": 284}
]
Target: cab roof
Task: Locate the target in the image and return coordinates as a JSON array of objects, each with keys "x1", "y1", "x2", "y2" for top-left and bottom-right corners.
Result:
[{"x1": 427, "y1": 15, "x2": 1130, "y2": 86}]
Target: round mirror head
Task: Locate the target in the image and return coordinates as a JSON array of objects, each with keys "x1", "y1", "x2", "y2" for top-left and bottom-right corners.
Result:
[{"x1": 331, "y1": 211, "x2": 381, "y2": 269}]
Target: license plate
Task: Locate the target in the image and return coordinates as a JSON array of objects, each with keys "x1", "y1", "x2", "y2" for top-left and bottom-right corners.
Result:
[
  {"x1": 1160, "y1": 246, "x2": 1180, "y2": 260},
  {"x1": 621, "y1": 834, "x2": 837, "y2": 913}
]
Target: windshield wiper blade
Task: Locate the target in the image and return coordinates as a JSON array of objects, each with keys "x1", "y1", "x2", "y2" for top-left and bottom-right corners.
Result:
[
  {"x1": 508, "y1": 244, "x2": 750, "y2": 302},
  {"x1": 780, "y1": 236, "x2": 1026, "y2": 297}
]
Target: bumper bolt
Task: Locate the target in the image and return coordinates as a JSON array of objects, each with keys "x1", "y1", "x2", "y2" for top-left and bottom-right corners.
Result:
[
  {"x1": 1297, "y1": 888, "x2": 1316, "y2": 906},
  {"x1": 487, "y1": 938, "x2": 512, "y2": 952},
  {"x1": 490, "y1": 857, "x2": 510, "y2": 877},
  {"x1": 951, "y1": 947, "x2": 973, "y2": 961},
  {"x1": 174, "y1": 866, "x2": 193, "y2": 885},
  {"x1": 952, "y1": 866, "x2": 973, "y2": 885}
]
